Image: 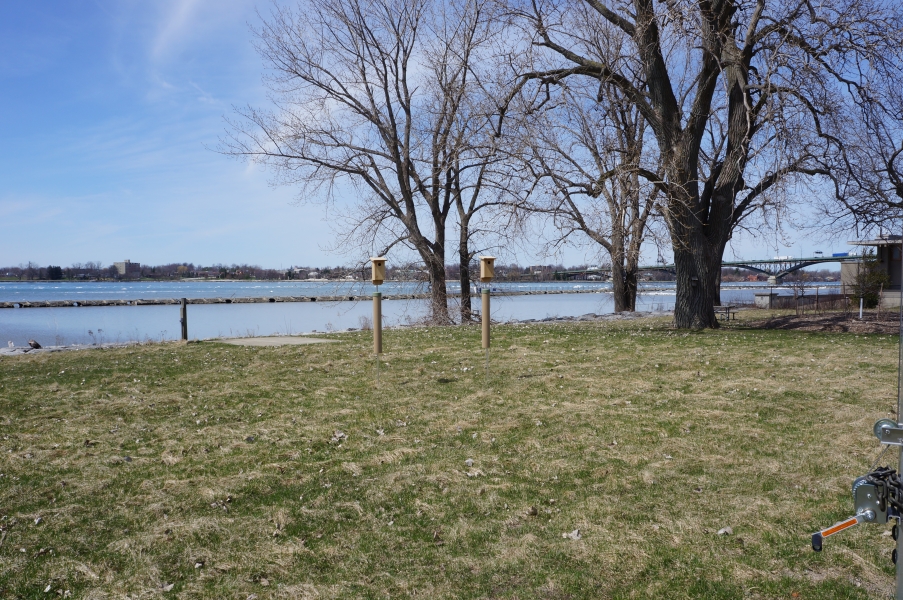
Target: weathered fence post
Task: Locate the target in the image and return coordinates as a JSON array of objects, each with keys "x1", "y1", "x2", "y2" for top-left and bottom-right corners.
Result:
[
  {"x1": 480, "y1": 256, "x2": 495, "y2": 375},
  {"x1": 180, "y1": 298, "x2": 188, "y2": 340},
  {"x1": 373, "y1": 290, "x2": 382, "y2": 354},
  {"x1": 370, "y1": 257, "x2": 386, "y2": 383}
]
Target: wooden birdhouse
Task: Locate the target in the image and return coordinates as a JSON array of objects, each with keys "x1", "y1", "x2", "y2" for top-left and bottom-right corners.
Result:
[
  {"x1": 479, "y1": 256, "x2": 496, "y2": 283},
  {"x1": 370, "y1": 257, "x2": 387, "y2": 285}
]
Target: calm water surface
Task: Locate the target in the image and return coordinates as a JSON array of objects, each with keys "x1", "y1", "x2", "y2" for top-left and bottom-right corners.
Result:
[{"x1": 0, "y1": 280, "x2": 838, "y2": 347}]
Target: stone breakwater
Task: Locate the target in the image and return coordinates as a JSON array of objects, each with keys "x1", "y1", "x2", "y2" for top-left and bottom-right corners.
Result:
[{"x1": 0, "y1": 288, "x2": 610, "y2": 309}]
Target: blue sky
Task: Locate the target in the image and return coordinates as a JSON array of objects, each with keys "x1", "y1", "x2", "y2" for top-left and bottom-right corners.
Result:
[
  {"x1": 0, "y1": 0, "x2": 319, "y2": 269},
  {"x1": 0, "y1": 1, "x2": 856, "y2": 270}
]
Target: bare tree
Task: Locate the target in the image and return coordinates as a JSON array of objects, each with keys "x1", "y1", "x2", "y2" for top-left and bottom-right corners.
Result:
[
  {"x1": 508, "y1": 0, "x2": 897, "y2": 328},
  {"x1": 820, "y1": 67, "x2": 903, "y2": 234},
  {"x1": 427, "y1": 1, "x2": 528, "y2": 321},
  {"x1": 450, "y1": 137, "x2": 534, "y2": 320},
  {"x1": 518, "y1": 77, "x2": 660, "y2": 311},
  {"x1": 222, "y1": 0, "x2": 518, "y2": 324}
]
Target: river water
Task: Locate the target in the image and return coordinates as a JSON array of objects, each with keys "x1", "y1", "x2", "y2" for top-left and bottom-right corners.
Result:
[{"x1": 0, "y1": 280, "x2": 837, "y2": 347}]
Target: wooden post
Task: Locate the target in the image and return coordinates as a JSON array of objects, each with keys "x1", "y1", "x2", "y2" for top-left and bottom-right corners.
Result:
[
  {"x1": 370, "y1": 256, "x2": 386, "y2": 358},
  {"x1": 180, "y1": 298, "x2": 188, "y2": 340},
  {"x1": 479, "y1": 257, "x2": 495, "y2": 376},
  {"x1": 481, "y1": 289, "x2": 490, "y2": 349},
  {"x1": 373, "y1": 291, "x2": 382, "y2": 354},
  {"x1": 370, "y1": 257, "x2": 386, "y2": 376}
]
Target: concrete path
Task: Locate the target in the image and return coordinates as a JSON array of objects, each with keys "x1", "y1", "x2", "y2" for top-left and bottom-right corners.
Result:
[{"x1": 216, "y1": 336, "x2": 337, "y2": 347}]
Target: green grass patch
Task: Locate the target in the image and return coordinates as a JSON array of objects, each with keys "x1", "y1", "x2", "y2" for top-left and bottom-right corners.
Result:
[{"x1": 0, "y1": 316, "x2": 899, "y2": 598}]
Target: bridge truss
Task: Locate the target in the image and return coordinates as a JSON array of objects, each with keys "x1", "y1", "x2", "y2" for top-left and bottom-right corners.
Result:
[{"x1": 554, "y1": 255, "x2": 859, "y2": 281}]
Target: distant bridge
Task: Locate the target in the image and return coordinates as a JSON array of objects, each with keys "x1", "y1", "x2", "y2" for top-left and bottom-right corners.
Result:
[{"x1": 554, "y1": 254, "x2": 858, "y2": 284}]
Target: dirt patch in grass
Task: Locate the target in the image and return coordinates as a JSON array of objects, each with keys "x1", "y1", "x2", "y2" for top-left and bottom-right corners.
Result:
[{"x1": 0, "y1": 317, "x2": 899, "y2": 598}]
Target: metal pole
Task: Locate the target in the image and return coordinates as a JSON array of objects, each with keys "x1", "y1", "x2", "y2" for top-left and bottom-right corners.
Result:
[
  {"x1": 180, "y1": 298, "x2": 188, "y2": 340},
  {"x1": 897, "y1": 442, "x2": 903, "y2": 599},
  {"x1": 897, "y1": 233, "x2": 903, "y2": 598}
]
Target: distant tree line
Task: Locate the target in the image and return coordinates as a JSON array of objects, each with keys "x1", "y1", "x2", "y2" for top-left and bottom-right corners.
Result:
[
  {"x1": 0, "y1": 262, "x2": 289, "y2": 281},
  {"x1": 1, "y1": 260, "x2": 758, "y2": 282}
]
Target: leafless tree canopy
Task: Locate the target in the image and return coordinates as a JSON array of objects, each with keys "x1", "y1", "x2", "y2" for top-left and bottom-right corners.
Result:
[
  {"x1": 516, "y1": 74, "x2": 662, "y2": 311},
  {"x1": 221, "y1": 0, "x2": 903, "y2": 329},
  {"x1": 222, "y1": 0, "x2": 520, "y2": 323},
  {"x1": 821, "y1": 63, "x2": 903, "y2": 234},
  {"x1": 507, "y1": 0, "x2": 902, "y2": 327}
]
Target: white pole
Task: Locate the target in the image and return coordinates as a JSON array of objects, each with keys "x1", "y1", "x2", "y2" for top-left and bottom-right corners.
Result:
[{"x1": 860, "y1": 297, "x2": 864, "y2": 320}]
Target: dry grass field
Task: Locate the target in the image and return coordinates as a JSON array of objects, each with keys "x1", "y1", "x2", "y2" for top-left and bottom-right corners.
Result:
[{"x1": 0, "y1": 313, "x2": 900, "y2": 599}]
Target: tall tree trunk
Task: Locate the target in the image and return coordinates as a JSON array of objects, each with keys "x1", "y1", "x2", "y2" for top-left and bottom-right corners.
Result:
[
  {"x1": 624, "y1": 235, "x2": 642, "y2": 312},
  {"x1": 609, "y1": 238, "x2": 629, "y2": 312},
  {"x1": 415, "y1": 237, "x2": 451, "y2": 324},
  {"x1": 624, "y1": 267, "x2": 638, "y2": 311},
  {"x1": 610, "y1": 261, "x2": 627, "y2": 312},
  {"x1": 612, "y1": 267, "x2": 639, "y2": 312},
  {"x1": 458, "y1": 218, "x2": 473, "y2": 322},
  {"x1": 671, "y1": 232, "x2": 721, "y2": 329},
  {"x1": 425, "y1": 255, "x2": 450, "y2": 324}
]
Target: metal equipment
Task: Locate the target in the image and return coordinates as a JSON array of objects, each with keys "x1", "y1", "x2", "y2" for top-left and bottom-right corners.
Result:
[
  {"x1": 811, "y1": 237, "x2": 903, "y2": 598},
  {"x1": 811, "y1": 462, "x2": 898, "y2": 554}
]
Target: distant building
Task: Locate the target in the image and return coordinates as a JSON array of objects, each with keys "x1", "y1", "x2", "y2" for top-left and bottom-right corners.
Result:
[
  {"x1": 114, "y1": 260, "x2": 141, "y2": 278},
  {"x1": 842, "y1": 236, "x2": 901, "y2": 306}
]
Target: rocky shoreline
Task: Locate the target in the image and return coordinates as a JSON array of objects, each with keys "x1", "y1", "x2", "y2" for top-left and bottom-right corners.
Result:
[
  {"x1": 0, "y1": 341, "x2": 147, "y2": 356},
  {"x1": 0, "y1": 288, "x2": 616, "y2": 309}
]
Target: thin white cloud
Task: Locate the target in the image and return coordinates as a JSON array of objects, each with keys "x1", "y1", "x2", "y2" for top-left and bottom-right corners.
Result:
[
  {"x1": 150, "y1": 0, "x2": 204, "y2": 62},
  {"x1": 189, "y1": 80, "x2": 218, "y2": 104}
]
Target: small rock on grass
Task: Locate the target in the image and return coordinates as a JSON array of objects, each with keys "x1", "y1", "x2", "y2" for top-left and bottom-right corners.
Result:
[
  {"x1": 562, "y1": 529, "x2": 581, "y2": 540},
  {"x1": 162, "y1": 583, "x2": 175, "y2": 592},
  {"x1": 717, "y1": 526, "x2": 733, "y2": 536},
  {"x1": 464, "y1": 458, "x2": 474, "y2": 467}
]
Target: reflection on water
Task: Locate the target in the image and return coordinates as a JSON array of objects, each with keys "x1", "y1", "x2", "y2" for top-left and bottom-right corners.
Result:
[{"x1": 0, "y1": 282, "x2": 838, "y2": 347}]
